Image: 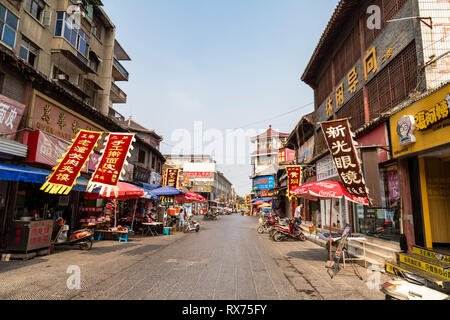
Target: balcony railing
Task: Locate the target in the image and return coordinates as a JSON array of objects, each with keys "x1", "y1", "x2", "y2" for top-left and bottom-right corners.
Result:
[
  {"x1": 113, "y1": 57, "x2": 129, "y2": 80},
  {"x1": 110, "y1": 82, "x2": 127, "y2": 103}
]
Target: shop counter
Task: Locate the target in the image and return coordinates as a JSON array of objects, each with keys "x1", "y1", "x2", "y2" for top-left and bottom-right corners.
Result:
[{"x1": 7, "y1": 220, "x2": 53, "y2": 252}]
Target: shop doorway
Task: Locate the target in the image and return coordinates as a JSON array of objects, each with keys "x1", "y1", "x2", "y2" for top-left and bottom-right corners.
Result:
[{"x1": 423, "y1": 157, "x2": 450, "y2": 247}]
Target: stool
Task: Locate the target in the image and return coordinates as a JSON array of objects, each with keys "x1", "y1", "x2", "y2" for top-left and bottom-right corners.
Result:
[
  {"x1": 118, "y1": 232, "x2": 128, "y2": 243},
  {"x1": 96, "y1": 232, "x2": 103, "y2": 241}
]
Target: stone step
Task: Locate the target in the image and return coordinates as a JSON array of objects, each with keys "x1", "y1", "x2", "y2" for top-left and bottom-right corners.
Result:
[
  {"x1": 398, "y1": 253, "x2": 450, "y2": 282},
  {"x1": 348, "y1": 240, "x2": 399, "y2": 262},
  {"x1": 385, "y1": 261, "x2": 450, "y2": 292},
  {"x1": 353, "y1": 235, "x2": 401, "y2": 251}
]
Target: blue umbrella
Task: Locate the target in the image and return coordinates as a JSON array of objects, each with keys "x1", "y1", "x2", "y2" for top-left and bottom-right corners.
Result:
[{"x1": 151, "y1": 186, "x2": 185, "y2": 196}]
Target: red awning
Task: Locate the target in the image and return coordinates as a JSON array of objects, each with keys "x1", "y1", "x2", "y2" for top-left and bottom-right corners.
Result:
[{"x1": 84, "y1": 182, "x2": 144, "y2": 200}]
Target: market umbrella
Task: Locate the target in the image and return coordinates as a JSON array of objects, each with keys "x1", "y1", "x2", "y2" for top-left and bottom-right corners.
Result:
[
  {"x1": 84, "y1": 182, "x2": 145, "y2": 227},
  {"x1": 175, "y1": 191, "x2": 206, "y2": 203},
  {"x1": 292, "y1": 181, "x2": 369, "y2": 262},
  {"x1": 151, "y1": 186, "x2": 185, "y2": 196},
  {"x1": 251, "y1": 201, "x2": 267, "y2": 206}
]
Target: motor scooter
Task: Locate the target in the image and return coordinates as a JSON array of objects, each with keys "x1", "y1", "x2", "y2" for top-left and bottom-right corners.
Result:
[
  {"x1": 53, "y1": 219, "x2": 94, "y2": 251},
  {"x1": 272, "y1": 219, "x2": 306, "y2": 242},
  {"x1": 257, "y1": 215, "x2": 279, "y2": 234},
  {"x1": 381, "y1": 269, "x2": 450, "y2": 300},
  {"x1": 183, "y1": 217, "x2": 200, "y2": 233}
]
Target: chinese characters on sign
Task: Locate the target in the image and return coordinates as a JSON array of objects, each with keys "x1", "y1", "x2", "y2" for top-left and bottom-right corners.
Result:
[
  {"x1": 184, "y1": 172, "x2": 212, "y2": 178},
  {"x1": 41, "y1": 130, "x2": 102, "y2": 195},
  {"x1": 285, "y1": 166, "x2": 302, "y2": 200},
  {"x1": 321, "y1": 120, "x2": 372, "y2": 205},
  {"x1": 414, "y1": 94, "x2": 450, "y2": 131},
  {"x1": 0, "y1": 94, "x2": 26, "y2": 137},
  {"x1": 278, "y1": 148, "x2": 296, "y2": 164},
  {"x1": 163, "y1": 168, "x2": 180, "y2": 189},
  {"x1": 87, "y1": 133, "x2": 136, "y2": 197}
]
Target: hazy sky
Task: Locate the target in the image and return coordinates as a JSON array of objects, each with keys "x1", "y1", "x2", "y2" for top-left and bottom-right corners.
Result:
[{"x1": 104, "y1": 0, "x2": 338, "y2": 196}]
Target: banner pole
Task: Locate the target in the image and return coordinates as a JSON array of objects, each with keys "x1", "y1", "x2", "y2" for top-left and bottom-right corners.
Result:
[{"x1": 329, "y1": 198, "x2": 333, "y2": 262}]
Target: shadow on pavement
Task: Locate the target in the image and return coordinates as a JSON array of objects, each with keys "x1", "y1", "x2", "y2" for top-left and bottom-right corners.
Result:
[
  {"x1": 0, "y1": 257, "x2": 48, "y2": 274},
  {"x1": 286, "y1": 248, "x2": 329, "y2": 262},
  {"x1": 121, "y1": 244, "x2": 163, "y2": 256},
  {"x1": 81, "y1": 242, "x2": 140, "y2": 255}
]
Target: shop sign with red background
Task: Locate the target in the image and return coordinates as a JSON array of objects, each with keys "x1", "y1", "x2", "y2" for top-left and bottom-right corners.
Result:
[
  {"x1": 285, "y1": 166, "x2": 302, "y2": 199},
  {"x1": 321, "y1": 119, "x2": 372, "y2": 205},
  {"x1": 163, "y1": 168, "x2": 180, "y2": 188},
  {"x1": 41, "y1": 130, "x2": 102, "y2": 195},
  {"x1": 88, "y1": 133, "x2": 135, "y2": 194},
  {"x1": 184, "y1": 172, "x2": 212, "y2": 178},
  {"x1": 278, "y1": 148, "x2": 296, "y2": 164},
  {"x1": 0, "y1": 94, "x2": 26, "y2": 138}
]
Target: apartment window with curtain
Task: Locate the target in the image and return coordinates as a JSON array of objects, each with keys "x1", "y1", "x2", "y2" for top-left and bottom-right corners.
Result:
[
  {"x1": 0, "y1": 4, "x2": 19, "y2": 49},
  {"x1": 54, "y1": 12, "x2": 91, "y2": 58}
]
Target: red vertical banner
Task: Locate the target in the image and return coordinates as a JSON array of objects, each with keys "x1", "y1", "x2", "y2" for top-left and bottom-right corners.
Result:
[
  {"x1": 87, "y1": 133, "x2": 135, "y2": 197},
  {"x1": 41, "y1": 130, "x2": 102, "y2": 195},
  {"x1": 163, "y1": 168, "x2": 180, "y2": 189},
  {"x1": 285, "y1": 165, "x2": 302, "y2": 200},
  {"x1": 320, "y1": 119, "x2": 372, "y2": 205}
]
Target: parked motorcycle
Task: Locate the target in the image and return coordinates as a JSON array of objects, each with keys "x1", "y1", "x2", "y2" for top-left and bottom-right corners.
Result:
[
  {"x1": 183, "y1": 217, "x2": 200, "y2": 233},
  {"x1": 53, "y1": 219, "x2": 94, "y2": 251},
  {"x1": 271, "y1": 219, "x2": 306, "y2": 242},
  {"x1": 269, "y1": 218, "x2": 290, "y2": 238},
  {"x1": 203, "y1": 211, "x2": 218, "y2": 221},
  {"x1": 257, "y1": 215, "x2": 279, "y2": 234},
  {"x1": 381, "y1": 269, "x2": 449, "y2": 300}
]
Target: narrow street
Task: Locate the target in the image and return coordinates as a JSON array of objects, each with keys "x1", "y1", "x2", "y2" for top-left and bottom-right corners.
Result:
[{"x1": 0, "y1": 215, "x2": 387, "y2": 300}]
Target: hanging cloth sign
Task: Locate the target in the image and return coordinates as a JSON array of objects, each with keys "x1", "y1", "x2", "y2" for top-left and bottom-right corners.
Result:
[
  {"x1": 87, "y1": 133, "x2": 135, "y2": 197},
  {"x1": 163, "y1": 168, "x2": 180, "y2": 189},
  {"x1": 285, "y1": 165, "x2": 302, "y2": 200},
  {"x1": 320, "y1": 119, "x2": 372, "y2": 205},
  {"x1": 41, "y1": 130, "x2": 102, "y2": 195}
]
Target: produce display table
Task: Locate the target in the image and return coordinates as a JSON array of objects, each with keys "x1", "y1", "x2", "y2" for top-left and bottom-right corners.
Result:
[{"x1": 95, "y1": 230, "x2": 129, "y2": 243}]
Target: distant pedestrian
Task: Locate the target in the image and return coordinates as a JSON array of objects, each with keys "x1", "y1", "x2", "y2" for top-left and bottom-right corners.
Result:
[{"x1": 294, "y1": 203, "x2": 304, "y2": 226}]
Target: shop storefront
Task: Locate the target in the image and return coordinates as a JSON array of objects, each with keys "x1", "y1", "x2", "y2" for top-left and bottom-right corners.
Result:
[
  {"x1": 316, "y1": 154, "x2": 349, "y2": 230},
  {"x1": 352, "y1": 123, "x2": 402, "y2": 242},
  {"x1": 389, "y1": 83, "x2": 450, "y2": 250}
]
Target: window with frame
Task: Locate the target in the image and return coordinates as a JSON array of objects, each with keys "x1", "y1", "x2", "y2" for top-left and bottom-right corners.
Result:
[
  {"x1": 91, "y1": 16, "x2": 102, "y2": 40},
  {"x1": 19, "y1": 38, "x2": 39, "y2": 67},
  {"x1": 25, "y1": 0, "x2": 45, "y2": 22},
  {"x1": 54, "y1": 12, "x2": 91, "y2": 58},
  {"x1": 138, "y1": 149, "x2": 146, "y2": 164},
  {"x1": 0, "y1": 4, "x2": 19, "y2": 49}
]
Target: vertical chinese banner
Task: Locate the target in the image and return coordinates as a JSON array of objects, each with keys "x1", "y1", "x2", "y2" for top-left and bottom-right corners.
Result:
[
  {"x1": 87, "y1": 133, "x2": 136, "y2": 197},
  {"x1": 320, "y1": 119, "x2": 372, "y2": 205},
  {"x1": 163, "y1": 168, "x2": 180, "y2": 189},
  {"x1": 285, "y1": 166, "x2": 302, "y2": 200},
  {"x1": 41, "y1": 130, "x2": 102, "y2": 195}
]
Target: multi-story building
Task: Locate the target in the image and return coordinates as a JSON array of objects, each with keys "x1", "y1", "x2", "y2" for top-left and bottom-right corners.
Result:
[
  {"x1": 0, "y1": 0, "x2": 162, "y2": 248},
  {"x1": 250, "y1": 125, "x2": 289, "y2": 176},
  {"x1": 295, "y1": 0, "x2": 450, "y2": 266},
  {"x1": 163, "y1": 154, "x2": 234, "y2": 206}
]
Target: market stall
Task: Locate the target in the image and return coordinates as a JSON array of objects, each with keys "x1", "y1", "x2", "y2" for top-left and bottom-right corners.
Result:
[
  {"x1": 83, "y1": 182, "x2": 144, "y2": 242},
  {"x1": 152, "y1": 186, "x2": 185, "y2": 232}
]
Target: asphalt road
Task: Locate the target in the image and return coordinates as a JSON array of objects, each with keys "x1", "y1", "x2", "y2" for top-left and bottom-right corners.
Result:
[{"x1": 0, "y1": 214, "x2": 387, "y2": 300}]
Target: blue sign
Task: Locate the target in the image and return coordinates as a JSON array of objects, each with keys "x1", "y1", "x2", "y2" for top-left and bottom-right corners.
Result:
[{"x1": 252, "y1": 175, "x2": 275, "y2": 191}]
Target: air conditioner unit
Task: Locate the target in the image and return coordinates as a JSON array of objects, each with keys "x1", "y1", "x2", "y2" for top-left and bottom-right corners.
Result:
[{"x1": 56, "y1": 74, "x2": 69, "y2": 81}]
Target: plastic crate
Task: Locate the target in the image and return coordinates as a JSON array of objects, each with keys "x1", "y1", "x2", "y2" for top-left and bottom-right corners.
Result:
[{"x1": 163, "y1": 227, "x2": 170, "y2": 235}]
